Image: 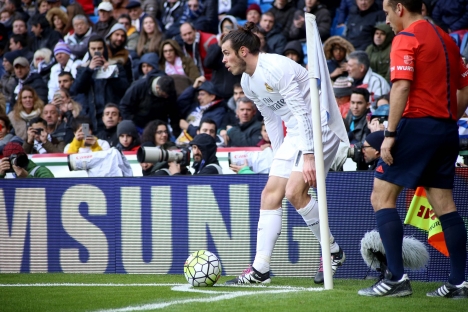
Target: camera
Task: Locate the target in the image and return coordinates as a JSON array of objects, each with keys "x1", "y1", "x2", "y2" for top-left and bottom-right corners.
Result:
[
  {"x1": 34, "y1": 128, "x2": 43, "y2": 135},
  {"x1": 347, "y1": 142, "x2": 364, "y2": 163},
  {"x1": 8, "y1": 153, "x2": 29, "y2": 172},
  {"x1": 137, "y1": 146, "x2": 191, "y2": 167}
]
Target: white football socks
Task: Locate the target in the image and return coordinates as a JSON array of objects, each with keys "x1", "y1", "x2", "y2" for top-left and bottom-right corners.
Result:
[
  {"x1": 297, "y1": 198, "x2": 339, "y2": 253},
  {"x1": 252, "y1": 208, "x2": 283, "y2": 274}
]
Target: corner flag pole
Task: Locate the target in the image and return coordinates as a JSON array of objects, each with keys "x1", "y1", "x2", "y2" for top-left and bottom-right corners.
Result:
[{"x1": 305, "y1": 13, "x2": 333, "y2": 290}]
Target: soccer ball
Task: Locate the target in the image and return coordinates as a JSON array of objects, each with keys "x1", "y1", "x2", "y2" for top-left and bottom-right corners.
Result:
[{"x1": 184, "y1": 250, "x2": 222, "y2": 287}]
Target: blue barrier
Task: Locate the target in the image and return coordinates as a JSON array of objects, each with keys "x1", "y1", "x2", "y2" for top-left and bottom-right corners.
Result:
[{"x1": 1, "y1": 170, "x2": 467, "y2": 281}]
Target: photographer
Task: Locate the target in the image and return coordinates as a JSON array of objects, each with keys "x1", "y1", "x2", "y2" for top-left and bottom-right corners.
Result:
[
  {"x1": 138, "y1": 142, "x2": 191, "y2": 176},
  {"x1": 23, "y1": 117, "x2": 65, "y2": 154},
  {"x1": 361, "y1": 131, "x2": 384, "y2": 170},
  {"x1": 64, "y1": 116, "x2": 110, "y2": 153},
  {"x1": 0, "y1": 142, "x2": 54, "y2": 178}
]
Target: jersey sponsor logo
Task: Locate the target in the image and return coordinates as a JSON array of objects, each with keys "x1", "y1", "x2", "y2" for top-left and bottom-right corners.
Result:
[
  {"x1": 462, "y1": 70, "x2": 468, "y2": 78},
  {"x1": 268, "y1": 99, "x2": 286, "y2": 111},
  {"x1": 396, "y1": 65, "x2": 414, "y2": 72},
  {"x1": 376, "y1": 165, "x2": 384, "y2": 173},
  {"x1": 404, "y1": 55, "x2": 414, "y2": 65},
  {"x1": 265, "y1": 83, "x2": 273, "y2": 92}
]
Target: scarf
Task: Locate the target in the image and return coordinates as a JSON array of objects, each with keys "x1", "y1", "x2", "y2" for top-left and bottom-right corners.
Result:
[
  {"x1": 186, "y1": 100, "x2": 219, "y2": 127},
  {"x1": 13, "y1": 72, "x2": 32, "y2": 100},
  {"x1": 165, "y1": 57, "x2": 185, "y2": 75},
  {"x1": 20, "y1": 109, "x2": 41, "y2": 122}
]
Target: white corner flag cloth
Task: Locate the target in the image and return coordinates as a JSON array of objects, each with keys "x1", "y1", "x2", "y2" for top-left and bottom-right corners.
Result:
[{"x1": 305, "y1": 13, "x2": 349, "y2": 145}]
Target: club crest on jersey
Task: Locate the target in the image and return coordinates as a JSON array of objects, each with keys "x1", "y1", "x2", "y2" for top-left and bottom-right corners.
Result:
[
  {"x1": 403, "y1": 55, "x2": 413, "y2": 65},
  {"x1": 265, "y1": 83, "x2": 273, "y2": 92}
]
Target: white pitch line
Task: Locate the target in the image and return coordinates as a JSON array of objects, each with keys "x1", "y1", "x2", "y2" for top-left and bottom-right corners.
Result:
[{"x1": 0, "y1": 283, "x2": 184, "y2": 287}]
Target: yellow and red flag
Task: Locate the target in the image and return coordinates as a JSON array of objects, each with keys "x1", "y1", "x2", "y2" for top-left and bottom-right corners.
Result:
[{"x1": 404, "y1": 187, "x2": 449, "y2": 256}]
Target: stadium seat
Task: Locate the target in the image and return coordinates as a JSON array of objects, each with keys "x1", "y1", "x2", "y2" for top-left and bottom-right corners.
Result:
[
  {"x1": 237, "y1": 19, "x2": 247, "y2": 26},
  {"x1": 302, "y1": 42, "x2": 308, "y2": 65},
  {"x1": 450, "y1": 33, "x2": 460, "y2": 47},
  {"x1": 260, "y1": 3, "x2": 271, "y2": 12},
  {"x1": 89, "y1": 15, "x2": 99, "y2": 24},
  {"x1": 248, "y1": 0, "x2": 260, "y2": 4},
  {"x1": 460, "y1": 33, "x2": 468, "y2": 54}
]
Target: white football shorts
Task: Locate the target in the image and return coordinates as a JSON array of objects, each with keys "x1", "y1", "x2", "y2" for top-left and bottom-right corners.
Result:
[{"x1": 269, "y1": 125, "x2": 340, "y2": 179}]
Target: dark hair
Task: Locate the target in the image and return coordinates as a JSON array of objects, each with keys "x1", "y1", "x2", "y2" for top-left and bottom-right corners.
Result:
[
  {"x1": 221, "y1": 22, "x2": 261, "y2": 56},
  {"x1": 58, "y1": 71, "x2": 74, "y2": 79},
  {"x1": 180, "y1": 22, "x2": 196, "y2": 31},
  {"x1": 348, "y1": 50, "x2": 370, "y2": 70},
  {"x1": 233, "y1": 83, "x2": 242, "y2": 89},
  {"x1": 262, "y1": 11, "x2": 275, "y2": 21},
  {"x1": 118, "y1": 13, "x2": 131, "y2": 23},
  {"x1": 199, "y1": 118, "x2": 217, "y2": 133},
  {"x1": 141, "y1": 119, "x2": 170, "y2": 145},
  {"x1": 29, "y1": 117, "x2": 47, "y2": 128},
  {"x1": 376, "y1": 94, "x2": 390, "y2": 104},
  {"x1": 387, "y1": 0, "x2": 422, "y2": 14},
  {"x1": 0, "y1": 114, "x2": 11, "y2": 130},
  {"x1": 351, "y1": 87, "x2": 371, "y2": 102},
  {"x1": 104, "y1": 103, "x2": 121, "y2": 117},
  {"x1": 88, "y1": 34, "x2": 109, "y2": 60},
  {"x1": 72, "y1": 115, "x2": 93, "y2": 132},
  {"x1": 10, "y1": 34, "x2": 26, "y2": 47},
  {"x1": 156, "y1": 76, "x2": 176, "y2": 95},
  {"x1": 30, "y1": 14, "x2": 50, "y2": 29}
]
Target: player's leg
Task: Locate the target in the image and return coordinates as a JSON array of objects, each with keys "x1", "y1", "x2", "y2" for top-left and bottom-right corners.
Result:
[
  {"x1": 225, "y1": 175, "x2": 288, "y2": 285},
  {"x1": 425, "y1": 188, "x2": 468, "y2": 298}
]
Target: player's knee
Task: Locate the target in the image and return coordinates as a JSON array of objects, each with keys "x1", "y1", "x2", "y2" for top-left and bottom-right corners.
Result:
[
  {"x1": 284, "y1": 187, "x2": 303, "y2": 207},
  {"x1": 261, "y1": 188, "x2": 283, "y2": 209}
]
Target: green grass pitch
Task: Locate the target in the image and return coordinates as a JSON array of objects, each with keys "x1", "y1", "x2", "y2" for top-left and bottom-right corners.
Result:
[{"x1": 0, "y1": 274, "x2": 466, "y2": 312}]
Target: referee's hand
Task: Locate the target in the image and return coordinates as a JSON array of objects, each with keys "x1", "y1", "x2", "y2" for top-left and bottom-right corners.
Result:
[
  {"x1": 303, "y1": 154, "x2": 317, "y2": 188},
  {"x1": 380, "y1": 137, "x2": 395, "y2": 165}
]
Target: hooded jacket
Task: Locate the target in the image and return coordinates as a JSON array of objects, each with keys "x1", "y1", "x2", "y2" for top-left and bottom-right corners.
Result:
[
  {"x1": 106, "y1": 23, "x2": 133, "y2": 83},
  {"x1": 138, "y1": 52, "x2": 159, "y2": 77},
  {"x1": 365, "y1": 23, "x2": 394, "y2": 83},
  {"x1": 282, "y1": 40, "x2": 305, "y2": 66},
  {"x1": 189, "y1": 133, "x2": 221, "y2": 174},
  {"x1": 323, "y1": 36, "x2": 355, "y2": 81},
  {"x1": 158, "y1": 39, "x2": 201, "y2": 82},
  {"x1": 119, "y1": 69, "x2": 181, "y2": 136}
]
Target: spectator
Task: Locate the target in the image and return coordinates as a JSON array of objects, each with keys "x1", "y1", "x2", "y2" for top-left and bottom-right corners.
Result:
[
  {"x1": 9, "y1": 34, "x2": 33, "y2": 62},
  {"x1": 94, "y1": 1, "x2": 118, "y2": 39},
  {"x1": 432, "y1": 0, "x2": 468, "y2": 33},
  {"x1": 246, "y1": 3, "x2": 262, "y2": 24},
  {"x1": 365, "y1": 23, "x2": 394, "y2": 83},
  {"x1": 323, "y1": 36, "x2": 354, "y2": 81},
  {"x1": 361, "y1": 130, "x2": 384, "y2": 170},
  {"x1": 65, "y1": 3, "x2": 90, "y2": 37},
  {"x1": 57, "y1": 71, "x2": 87, "y2": 110},
  {"x1": 36, "y1": 0, "x2": 49, "y2": 15},
  {"x1": 126, "y1": 0, "x2": 147, "y2": 32},
  {"x1": 179, "y1": 0, "x2": 211, "y2": 34},
  {"x1": 335, "y1": 0, "x2": 356, "y2": 26},
  {"x1": 46, "y1": 7, "x2": 68, "y2": 36},
  {"x1": 140, "y1": 119, "x2": 175, "y2": 148},
  {"x1": 291, "y1": 0, "x2": 331, "y2": 42},
  {"x1": 47, "y1": 0, "x2": 66, "y2": 11},
  {"x1": 282, "y1": 40, "x2": 305, "y2": 66},
  {"x1": 252, "y1": 27, "x2": 269, "y2": 52},
  {"x1": 345, "y1": 87, "x2": 371, "y2": 145},
  {"x1": 11, "y1": 56, "x2": 48, "y2": 105},
  {"x1": 54, "y1": 88, "x2": 82, "y2": 119},
  {"x1": 30, "y1": 48, "x2": 55, "y2": 81},
  {"x1": 375, "y1": 94, "x2": 389, "y2": 107},
  {"x1": 333, "y1": 76, "x2": 353, "y2": 118},
  {"x1": 224, "y1": 97, "x2": 262, "y2": 147},
  {"x1": 179, "y1": 22, "x2": 217, "y2": 80},
  {"x1": 21, "y1": 0, "x2": 36, "y2": 17},
  {"x1": 118, "y1": 13, "x2": 139, "y2": 52},
  {"x1": 162, "y1": 0, "x2": 185, "y2": 38},
  {"x1": 0, "y1": 114, "x2": 21, "y2": 153},
  {"x1": 188, "y1": 133, "x2": 222, "y2": 174},
  {"x1": 204, "y1": 17, "x2": 242, "y2": 100},
  {"x1": 48, "y1": 41, "x2": 77, "y2": 103},
  {"x1": 1, "y1": 50, "x2": 20, "y2": 109},
  {"x1": 96, "y1": 103, "x2": 121, "y2": 147},
  {"x1": 346, "y1": 51, "x2": 390, "y2": 108},
  {"x1": 345, "y1": 0, "x2": 385, "y2": 51},
  {"x1": 0, "y1": 141, "x2": 54, "y2": 178},
  {"x1": 136, "y1": 15, "x2": 163, "y2": 57},
  {"x1": 197, "y1": 117, "x2": 224, "y2": 146},
  {"x1": 65, "y1": 115, "x2": 111, "y2": 153},
  {"x1": 137, "y1": 52, "x2": 159, "y2": 79},
  {"x1": 120, "y1": 72, "x2": 180, "y2": 135},
  {"x1": 422, "y1": 0, "x2": 434, "y2": 20},
  {"x1": 220, "y1": 82, "x2": 248, "y2": 133},
  {"x1": 8, "y1": 86, "x2": 44, "y2": 140},
  {"x1": 111, "y1": 0, "x2": 129, "y2": 20},
  {"x1": 158, "y1": 39, "x2": 200, "y2": 82},
  {"x1": 75, "y1": 0, "x2": 95, "y2": 15},
  {"x1": 41, "y1": 103, "x2": 61, "y2": 134},
  {"x1": 115, "y1": 119, "x2": 140, "y2": 151},
  {"x1": 3, "y1": 0, "x2": 29, "y2": 26},
  {"x1": 141, "y1": 0, "x2": 163, "y2": 20},
  {"x1": 177, "y1": 78, "x2": 226, "y2": 139},
  {"x1": 106, "y1": 23, "x2": 133, "y2": 83},
  {"x1": 259, "y1": 12, "x2": 287, "y2": 55},
  {"x1": 367, "y1": 102, "x2": 388, "y2": 133},
  {"x1": 64, "y1": 15, "x2": 93, "y2": 60},
  {"x1": 71, "y1": 35, "x2": 128, "y2": 132},
  {"x1": 29, "y1": 13, "x2": 63, "y2": 53},
  {"x1": 267, "y1": 0, "x2": 295, "y2": 39},
  {"x1": 23, "y1": 116, "x2": 65, "y2": 154},
  {"x1": 12, "y1": 18, "x2": 27, "y2": 35},
  {"x1": 218, "y1": 0, "x2": 247, "y2": 20}
]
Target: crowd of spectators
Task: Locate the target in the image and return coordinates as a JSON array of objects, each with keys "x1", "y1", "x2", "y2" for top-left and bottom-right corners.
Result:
[{"x1": 0, "y1": 0, "x2": 462, "y2": 175}]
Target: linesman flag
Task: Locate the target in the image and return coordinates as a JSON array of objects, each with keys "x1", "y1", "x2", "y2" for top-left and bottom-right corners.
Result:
[{"x1": 404, "y1": 187, "x2": 448, "y2": 256}]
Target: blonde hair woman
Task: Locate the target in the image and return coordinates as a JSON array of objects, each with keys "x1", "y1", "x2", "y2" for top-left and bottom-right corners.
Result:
[
  {"x1": 136, "y1": 16, "x2": 163, "y2": 57},
  {"x1": 8, "y1": 86, "x2": 44, "y2": 140}
]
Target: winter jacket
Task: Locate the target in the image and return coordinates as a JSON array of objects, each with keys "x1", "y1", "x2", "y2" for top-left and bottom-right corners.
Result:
[
  {"x1": 0, "y1": 71, "x2": 16, "y2": 104},
  {"x1": 282, "y1": 40, "x2": 305, "y2": 66},
  {"x1": 65, "y1": 26, "x2": 93, "y2": 60},
  {"x1": 267, "y1": 1, "x2": 296, "y2": 39},
  {"x1": 22, "y1": 138, "x2": 66, "y2": 154},
  {"x1": 265, "y1": 25, "x2": 288, "y2": 55},
  {"x1": 223, "y1": 0, "x2": 247, "y2": 19},
  {"x1": 345, "y1": 110, "x2": 370, "y2": 144},
  {"x1": 30, "y1": 27, "x2": 63, "y2": 53},
  {"x1": 190, "y1": 133, "x2": 221, "y2": 174},
  {"x1": 126, "y1": 26, "x2": 139, "y2": 52},
  {"x1": 119, "y1": 70, "x2": 181, "y2": 136},
  {"x1": 365, "y1": 23, "x2": 394, "y2": 83},
  {"x1": 227, "y1": 118, "x2": 262, "y2": 147},
  {"x1": 302, "y1": 3, "x2": 331, "y2": 42},
  {"x1": 138, "y1": 52, "x2": 160, "y2": 77},
  {"x1": 11, "y1": 72, "x2": 49, "y2": 106},
  {"x1": 432, "y1": 0, "x2": 468, "y2": 32},
  {"x1": 345, "y1": 2, "x2": 386, "y2": 51},
  {"x1": 181, "y1": 31, "x2": 218, "y2": 80},
  {"x1": 361, "y1": 67, "x2": 391, "y2": 107},
  {"x1": 97, "y1": 125, "x2": 119, "y2": 147},
  {"x1": 94, "y1": 17, "x2": 118, "y2": 39},
  {"x1": 0, "y1": 159, "x2": 54, "y2": 178},
  {"x1": 158, "y1": 39, "x2": 201, "y2": 82},
  {"x1": 162, "y1": 1, "x2": 186, "y2": 38}
]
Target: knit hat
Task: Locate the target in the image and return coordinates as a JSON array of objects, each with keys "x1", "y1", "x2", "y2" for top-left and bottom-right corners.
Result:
[
  {"x1": 13, "y1": 56, "x2": 29, "y2": 68},
  {"x1": 106, "y1": 23, "x2": 127, "y2": 39},
  {"x1": 117, "y1": 120, "x2": 139, "y2": 139},
  {"x1": 2, "y1": 142, "x2": 25, "y2": 158},
  {"x1": 4, "y1": 50, "x2": 22, "y2": 65},
  {"x1": 54, "y1": 41, "x2": 71, "y2": 56},
  {"x1": 333, "y1": 76, "x2": 353, "y2": 97},
  {"x1": 365, "y1": 131, "x2": 384, "y2": 152},
  {"x1": 98, "y1": 1, "x2": 113, "y2": 11},
  {"x1": 246, "y1": 3, "x2": 262, "y2": 15}
]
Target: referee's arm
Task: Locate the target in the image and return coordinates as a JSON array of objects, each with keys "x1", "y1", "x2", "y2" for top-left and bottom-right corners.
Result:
[
  {"x1": 387, "y1": 79, "x2": 411, "y2": 131},
  {"x1": 457, "y1": 85, "x2": 468, "y2": 119}
]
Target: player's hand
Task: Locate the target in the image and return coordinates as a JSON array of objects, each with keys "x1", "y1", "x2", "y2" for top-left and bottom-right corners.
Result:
[
  {"x1": 302, "y1": 153, "x2": 317, "y2": 188},
  {"x1": 380, "y1": 137, "x2": 395, "y2": 166},
  {"x1": 230, "y1": 159, "x2": 249, "y2": 174}
]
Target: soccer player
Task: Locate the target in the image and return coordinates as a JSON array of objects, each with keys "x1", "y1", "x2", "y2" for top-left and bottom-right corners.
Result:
[
  {"x1": 358, "y1": 0, "x2": 468, "y2": 298},
  {"x1": 220, "y1": 22, "x2": 349, "y2": 285}
]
